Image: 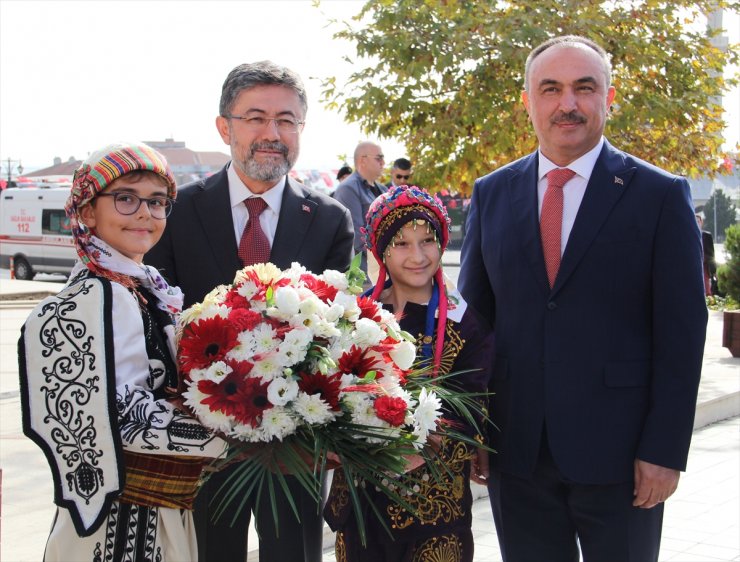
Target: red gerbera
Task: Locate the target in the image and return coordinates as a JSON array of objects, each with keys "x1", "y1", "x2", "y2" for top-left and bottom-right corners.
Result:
[
  {"x1": 198, "y1": 372, "x2": 271, "y2": 427},
  {"x1": 300, "y1": 273, "x2": 339, "y2": 304},
  {"x1": 179, "y1": 316, "x2": 239, "y2": 373},
  {"x1": 357, "y1": 296, "x2": 382, "y2": 322},
  {"x1": 297, "y1": 371, "x2": 343, "y2": 411},
  {"x1": 373, "y1": 395, "x2": 408, "y2": 426},
  {"x1": 337, "y1": 345, "x2": 382, "y2": 379}
]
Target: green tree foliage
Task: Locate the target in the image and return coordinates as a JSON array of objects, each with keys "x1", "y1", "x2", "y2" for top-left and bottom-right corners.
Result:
[
  {"x1": 717, "y1": 223, "x2": 740, "y2": 302},
  {"x1": 321, "y1": 0, "x2": 739, "y2": 193},
  {"x1": 703, "y1": 188, "x2": 738, "y2": 241}
]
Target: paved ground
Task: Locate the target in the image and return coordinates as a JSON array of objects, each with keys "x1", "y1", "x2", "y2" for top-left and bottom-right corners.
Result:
[{"x1": 0, "y1": 268, "x2": 738, "y2": 561}]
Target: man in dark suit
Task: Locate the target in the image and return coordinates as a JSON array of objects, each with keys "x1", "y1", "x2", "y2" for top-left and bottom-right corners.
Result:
[
  {"x1": 146, "y1": 61, "x2": 353, "y2": 562},
  {"x1": 459, "y1": 36, "x2": 707, "y2": 562}
]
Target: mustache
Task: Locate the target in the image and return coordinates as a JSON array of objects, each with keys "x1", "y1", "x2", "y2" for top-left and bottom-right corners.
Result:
[
  {"x1": 551, "y1": 112, "x2": 586, "y2": 125},
  {"x1": 250, "y1": 141, "x2": 289, "y2": 157}
]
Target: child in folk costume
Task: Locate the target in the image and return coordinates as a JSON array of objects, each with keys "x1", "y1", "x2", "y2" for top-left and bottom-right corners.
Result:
[
  {"x1": 324, "y1": 185, "x2": 493, "y2": 562},
  {"x1": 18, "y1": 143, "x2": 228, "y2": 562}
]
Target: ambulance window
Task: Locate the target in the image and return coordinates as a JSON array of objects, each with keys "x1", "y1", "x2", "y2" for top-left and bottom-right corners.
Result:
[{"x1": 43, "y1": 210, "x2": 72, "y2": 235}]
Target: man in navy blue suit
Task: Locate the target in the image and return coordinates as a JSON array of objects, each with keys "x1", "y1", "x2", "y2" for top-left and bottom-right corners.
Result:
[{"x1": 459, "y1": 36, "x2": 707, "y2": 561}]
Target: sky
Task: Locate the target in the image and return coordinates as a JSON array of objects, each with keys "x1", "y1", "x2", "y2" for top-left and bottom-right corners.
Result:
[{"x1": 0, "y1": 1, "x2": 738, "y2": 175}]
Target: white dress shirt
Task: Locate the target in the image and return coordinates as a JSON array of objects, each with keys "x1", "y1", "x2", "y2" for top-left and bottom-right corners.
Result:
[
  {"x1": 227, "y1": 163, "x2": 285, "y2": 245},
  {"x1": 537, "y1": 138, "x2": 604, "y2": 255}
]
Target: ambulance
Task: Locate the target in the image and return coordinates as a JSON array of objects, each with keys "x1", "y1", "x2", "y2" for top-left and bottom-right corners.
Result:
[{"x1": 0, "y1": 187, "x2": 76, "y2": 279}]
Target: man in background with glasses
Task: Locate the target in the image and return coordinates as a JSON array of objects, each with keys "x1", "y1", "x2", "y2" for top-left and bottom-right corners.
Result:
[
  {"x1": 386, "y1": 157, "x2": 413, "y2": 188},
  {"x1": 333, "y1": 141, "x2": 387, "y2": 278},
  {"x1": 146, "y1": 60, "x2": 353, "y2": 562}
]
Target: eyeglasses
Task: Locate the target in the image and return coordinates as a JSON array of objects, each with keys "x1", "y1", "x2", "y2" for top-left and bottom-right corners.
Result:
[
  {"x1": 97, "y1": 192, "x2": 174, "y2": 219},
  {"x1": 394, "y1": 174, "x2": 411, "y2": 180},
  {"x1": 363, "y1": 154, "x2": 385, "y2": 162},
  {"x1": 226, "y1": 115, "x2": 305, "y2": 134}
]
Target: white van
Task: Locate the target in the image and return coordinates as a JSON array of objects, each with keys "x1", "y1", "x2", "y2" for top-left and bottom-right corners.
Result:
[{"x1": 0, "y1": 187, "x2": 77, "y2": 279}]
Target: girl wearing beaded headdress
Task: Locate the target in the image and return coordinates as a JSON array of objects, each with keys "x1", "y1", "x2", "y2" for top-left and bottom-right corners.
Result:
[
  {"x1": 18, "y1": 142, "x2": 228, "y2": 562},
  {"x1": 324, "y1": 185, "x2": 494, "y2": 562}
]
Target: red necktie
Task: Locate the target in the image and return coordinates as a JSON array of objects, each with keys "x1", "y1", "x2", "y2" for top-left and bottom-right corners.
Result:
[
  {"x1": 540, "y1": 168, "x2": 576, "y2": 287},
  {"x1": 238, "y1": 197, "x2": 271, "y2": 267}
]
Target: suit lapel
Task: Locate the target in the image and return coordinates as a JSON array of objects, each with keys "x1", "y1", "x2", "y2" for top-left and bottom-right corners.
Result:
[
  {"x1": 510, "y1": 154, "x2": 550, "y2": 290},
  {"x1": 552, "y1": 141, "x2": 636, "y2": 294},
  {"x1": 192, "y1": 168, "x2": 242, "y2": 278},
  {"x1": 270, "y1": 178, "x2": 317, "y2": 268}
]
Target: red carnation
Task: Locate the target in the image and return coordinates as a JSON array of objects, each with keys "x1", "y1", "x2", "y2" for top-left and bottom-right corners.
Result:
[
  {"x1": 179, "y1": 316, "x2": 239, "y2": 373},
  {"x1": 228, "y1": 307, "x2": 263, "y2": 331},
  {"x1": 224, "y1": 289, "x2": 250, "y2": 310},
  {"x1": 373, "y1": 395, "x2": 408, "y2": 427},
  {"x1": 297, "y1": 371, "x2": 343, "y2": 411}
]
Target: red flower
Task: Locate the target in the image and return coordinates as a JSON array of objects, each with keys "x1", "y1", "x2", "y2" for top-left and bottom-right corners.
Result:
[
  {"x1": 300, "y1": 274, "x2": 339, "y2": 304},
  {"x1": 224, "y1": 288, "x2": 250, "y2": 310},
  {"x1": 357, "y1": 296, "x2": 381, "y2": 322},
  {"x1": 297, "y1": 371, "x2": 343, "y2": 411},
  {"x1": 229, "y1": 308, "x2": 263, "y2": 331},
  {"x1": 198, "y1": 372, "x2": 271, "y2": 428},
  {"x1": 179, "y1": 316, "x2": 239, "y2": 373},
  {"x1": 337, "y1": 346, "x2": 382, "y2": 379},
  {"x1": 373, "y1": 395, "x2": 407, "y2": 426}
]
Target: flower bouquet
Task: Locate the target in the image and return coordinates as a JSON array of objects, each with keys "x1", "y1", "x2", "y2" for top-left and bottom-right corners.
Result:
[{"x1": 177, "y1": 258, "x2": 488, "y2": 542}]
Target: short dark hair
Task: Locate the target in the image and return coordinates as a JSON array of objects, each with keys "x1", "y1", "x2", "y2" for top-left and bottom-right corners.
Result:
[
  {"x1": 336, "y1": 165, "x2": 352, "y2": 181},
  {"x1": 219, "y1": 61, "x2": 308, "y2": 117},
  {"x1": 524, "y1": 35, "x2": 612, "y2": 92},
  {"x1": 391, "y1": 158, "x2": 412, "y2": 171}
]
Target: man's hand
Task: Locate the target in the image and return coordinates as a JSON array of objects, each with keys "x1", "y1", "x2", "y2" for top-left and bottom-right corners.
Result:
[
  {"x1": 633, "y1": 459, "x2": 680, "y2": 509},
  {"x1": 470, "y1": 447, "x2": 490, "y2": 486}
]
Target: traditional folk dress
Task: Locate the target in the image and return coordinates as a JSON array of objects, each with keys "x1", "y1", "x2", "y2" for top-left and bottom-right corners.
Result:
[
  {"x1": 19, "y1": 254, "x2": 228, "y2": 562},
  {"x1": 325, "y1": 293, "x2": 493, "y2": 562}
]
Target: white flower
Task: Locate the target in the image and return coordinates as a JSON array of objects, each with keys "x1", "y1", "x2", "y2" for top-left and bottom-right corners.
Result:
[
  {"x1": 293, "y1": 392, "x2": 336, "y2": 425},
  {"x1": 230, "y1": 422, "x2": 264, "y2": 443},
  {"x1": 321, "y1": 269, "x2": 349, "y2": 291},
  {"x1": 261, "y1": 406, "x2": 298, "y2": 441},
  {"x1": 324, "y1": 303, "x2": 344, "y2": 324},
  {"x1": 274, "y1": 286, "x2": 301, "y2": 316},
  {"x1": 235, "y1": 280, "x2": 260, "y2": 301},
  {"x1": 267, "y1": 377, "x2": 299, "y2": 406},
  {"x1": 203, "y1": 361, "x2": 233, "y2": 382},
  {"x1": 332, "y1": 292, "x2": 360, "y2": 322},
  {"x1": 411, "y1": 388, "x2": 442, "y2": 445},
  {"x1": 226, "y1": 330, "x2": 258, "y2": 362},
  {"x1": 252, "y1": 354, "x2": 283, "y2": 380},
  {"x1": 247, "y1": 263, "x2": 283, "y2": 285},
  {"x1": 252, "y1": 324, "x2": 279, "y2": 354},
  {"x1": 353, "y1": 317, "x2": 385, "y2": 347},
  {"x1": 389, "y1": 340, "x2": 416, "y2": 371}
]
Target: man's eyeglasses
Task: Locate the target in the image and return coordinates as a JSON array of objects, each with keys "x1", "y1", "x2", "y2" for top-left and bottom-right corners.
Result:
[
  {"x1": 394, "y1": 174, "x2": 411, "y2": 180},
  {"x1": 226, "y1": 115, "x2": 305, "y2": 134},
  {"x1": 97, "y1": 192, "x2": 174, "y2": 219},
  {"x1": 363, "y1": 154, "x2": 385, "y2": 162}
]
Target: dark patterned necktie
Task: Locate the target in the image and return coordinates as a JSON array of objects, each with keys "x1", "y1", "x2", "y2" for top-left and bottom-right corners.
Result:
[
  {"x1": 540, "y1": 168, "x2": 576, "y2": 287},
  {"x1": 238, "y1": 197, "x2": 271, "y2": 267}
]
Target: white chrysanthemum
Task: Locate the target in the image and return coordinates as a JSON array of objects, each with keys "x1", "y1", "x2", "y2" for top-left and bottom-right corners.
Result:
[
  {"x1": 261, "y1": 406, "x2": 299, "y2": 441},
  {"x1": 321, "y1": 269, "x2": 349, "y2": 291},
  {"x1": 353, "y1": 317, "x2": 386, "y2": 347},
  {"x1": 267, "y1": 377, "x2": 299, "y2": 406},
  {"x1": 412, "y1": 388, "x2": 442, "y2": 445},
  {"x1": 195, "y1": 303, "x2": 230, "y2": 320},
  {"x1": 389, "y1": 340, "x2": 416, "y2": 371},
  {"x1": 182, "y1": 380, "x2": 234, "y2": 433},
  {"x1": 332, "y1": 292, "x2": 360, "y2": 322},
  {"x1": 251, "y1": 324, "x2": 279, "y2": 354},
  {"x1": 252, "y1": 354, "x2": 283, "y2": 380},
  {"x1": 274, "y1": 286, "x2": 301, "y2": 317},
  {"x1": 327, "y1": 333, "x2": 356, "y2": 362},
  {"x1": 202, "y1": 284, "x2": 229, "y2": 306},
  {"x1": 248, "y1": 263, "x2": 283, "y2": 285},
  {"x1": 179, "y1": 302, "x2": 205, "y2": 328},
  {"x1": 293, "y1": 392, "x2": 336, "y2": 425},
  {"x1": 202, "y1": 361, "x2": 233, "y2": 383},
  {"x1": 230, "y1": 422, "x2": 264, "y2": 443}
]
